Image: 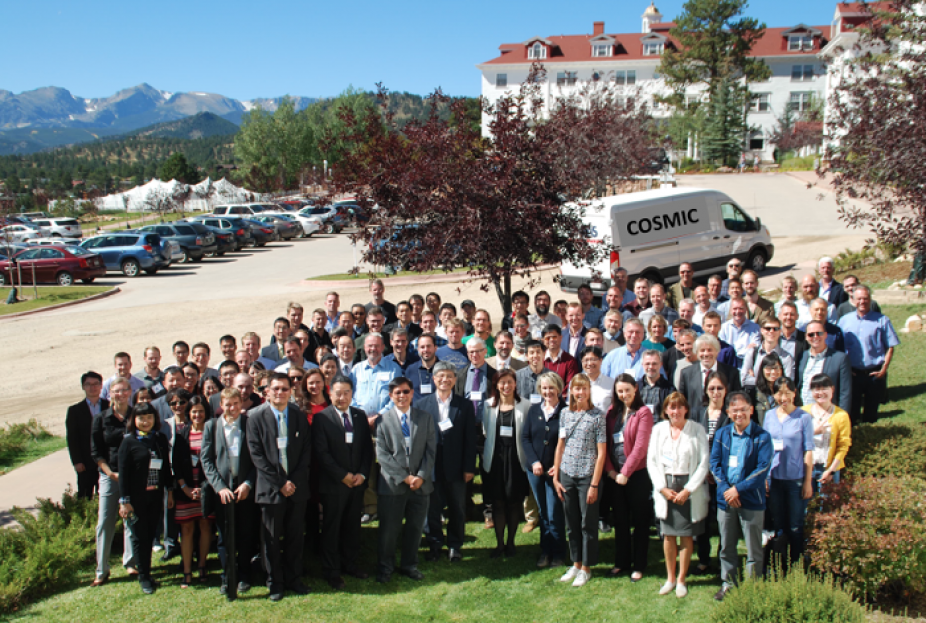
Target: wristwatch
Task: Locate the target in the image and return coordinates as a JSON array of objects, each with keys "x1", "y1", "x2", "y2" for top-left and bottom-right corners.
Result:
[{"x1": 119, "y1": 497, "x2": 131, "y2": 505}]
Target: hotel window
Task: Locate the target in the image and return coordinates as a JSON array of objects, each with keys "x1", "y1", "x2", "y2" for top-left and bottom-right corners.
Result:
[
  {"x1": 613, "y1": 70, "x2": 636, "y2": 85},
  {"x1": 592, "y1": 44, "x2": 612, "y2": 57},
  {"x1": 643, "y1": 42, "x2": 664, "y2": 56},
  {"x1": 557, "y1": 71, "x2": 578, "y2": 86},
  {"x1": 750, "y1": 93, "x2": 770, "y2": 112},
  {"x1": 788, "y1": 34, "x2": 814, "y2": 51},
  {"x1": 789, "y1": 91, "x2": 812, "y2": 112},
  {"x1": 528, "y1": 43, "x2": 546, "y2": 59},
  {"x1": 496, "y1": 74, "x2": 507, "y2": 88},
  {"x1": 792, "y1": 64, "x2": 814, "y2": 81}
]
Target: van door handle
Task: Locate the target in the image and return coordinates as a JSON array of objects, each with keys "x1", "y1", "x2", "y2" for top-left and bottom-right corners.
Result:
[
  {"x1": 712, "y1": 236, "x2": 720, "y2": 240},
  {"x1": 723, "y1": 235, "x2": 731, "y2": 239}
]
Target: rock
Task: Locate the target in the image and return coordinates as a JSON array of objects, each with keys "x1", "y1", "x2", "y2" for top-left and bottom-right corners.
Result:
[
  {"x1": 905, "y1": 315, "x2": 923, "y2": 333},
  {"x1": 915, "y1": 284, "x2": 923, "y2": 290},
  {"x1": 888, "y1": 283, "x2": 901, "y2": 291}
]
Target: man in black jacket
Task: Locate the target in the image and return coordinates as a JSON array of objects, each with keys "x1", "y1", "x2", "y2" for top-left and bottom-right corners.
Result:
[
  {"x1": 66, "y1": 371, "x2": 108, "y2": 499},
  {"x1": 417, "y1": 362, "x2": 477, "y2": 562},
  {"x1": 312, "y1": 377, "x2": 374, "y2": 589},
  {"x1": 678, "y1": 334, "x2": 742, "y2": 411},
  {"x1": 246, "y1": 373, "x2": 312, "y2": 601}
]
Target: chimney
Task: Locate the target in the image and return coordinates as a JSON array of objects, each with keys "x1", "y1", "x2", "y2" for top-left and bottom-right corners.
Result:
[{"x1": 593, "y1": 21, "x2": 604, "y2": 35}]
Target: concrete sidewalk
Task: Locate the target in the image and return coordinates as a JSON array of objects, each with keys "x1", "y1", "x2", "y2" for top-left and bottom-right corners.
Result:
[{"x1": 0, "y1": 449, "x2": 75, "y2": 527}]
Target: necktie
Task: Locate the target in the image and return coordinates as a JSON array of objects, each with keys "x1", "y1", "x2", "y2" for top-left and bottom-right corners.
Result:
[
  {"x1": 342, "y1": 411, "x2": 354, "y2": 433},
  {"x1": 277, "y1": 411, "x2": 289, "y2": 473},
  {"x1": 471, "y1": 367, "x2": 481, "y2": 414},
  {"x1": 278, "y1": 343, "x2": 285, "y2": 358},
  {"x1": 704, "y1": 366, "x2": 711, "y2": 389},
  {"x1": 400, "y1": 413, "x2": 410, "y2": 438},
  {"x1": 342, "y1": 363, "x2": 351, "y2": 376}
]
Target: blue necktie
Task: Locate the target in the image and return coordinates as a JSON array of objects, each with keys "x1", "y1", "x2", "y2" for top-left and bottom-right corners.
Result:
[{"x1": 400, "y1": 413, "x2": 410, "y2": 438}]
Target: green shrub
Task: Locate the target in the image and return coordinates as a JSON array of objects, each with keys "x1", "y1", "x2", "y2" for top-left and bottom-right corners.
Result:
[
  {"x1": 843, "y1": 422, "x2": 926, "y2": 481},
  {"x1": 0, "y1": 488, "x2": 97, "y2": 613},
  {"x1": 0, "y1": 420, "x2": 52, "y2": 458},
  {"x1": 808, "y1": 476, "x2": 926, "y2": 601},
  {"x1": 709, "y1": 564, "x2": 865, "y2": 622}
]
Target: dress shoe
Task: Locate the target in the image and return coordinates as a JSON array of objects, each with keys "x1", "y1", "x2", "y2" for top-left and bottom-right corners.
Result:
[
  {"x1": 361, "y1": 513, "x2": 378, "y2": 524},
  {"x1": 269, "y1": 591, "x2": 285, "y2": 602},
  {"x1": 139, "y1": 576, "x2": 156, "y2": 595},
  {"x1": 489, "y1": 547, "x2": 504, "y2": 559},
  {"x1": 522, "y1": 520, "x2": 538, "y2": 534},
  {"x1": 398, "y1": 568, "x2": 424, "y2": 581},
  {"x1": 287, "y1": 582, "x2": 311, "y2": 595},
  {"x1": 448, "y1": 548, "x2": 462, "y2": 562},
  {"x1": 598, "y1": 520, "x2": 612, "y2": 533},
  {"x1": 219, "y1": 584, "x2": 228, "y2": 595},
  {"x1": 90, "y1": 574, "x2": 109, "y2": 587},
  {"x1": 714, "y1": 586, "x2": 731, "y2": 601},
  {"x1": 345, "y1": 568, "x2": 369, "y2": 580},
  {"x1": 536, "y1": 554, "x2": 551, "y2": 569},
  {"x1": 425, "y1": 546, "x2": 442, "y2": 562},
  {"x1": 238, "y1": 581, "x2": 251, "y2": 593},
  {"x1": 376, "y1": 573, "x2": 391, "y2": 584},
  {"x1": 505, "y1": 544, "x2": 517, "y2": 557},
  {"x1": 550, "y1": 558, "x2": 566, "y2": 567},
  {"x1": 327, "y1": 576, "x2": 346, "y2": 590}
]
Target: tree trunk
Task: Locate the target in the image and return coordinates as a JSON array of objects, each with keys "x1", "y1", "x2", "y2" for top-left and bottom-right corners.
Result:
[{"x1": 493, "y1": 273, "x2": 513, "y2": 322}]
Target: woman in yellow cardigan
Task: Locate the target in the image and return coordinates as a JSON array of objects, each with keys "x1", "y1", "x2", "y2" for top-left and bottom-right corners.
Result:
[{"x1": 808, "y1": 373, "x2": 852, "y2": 492}]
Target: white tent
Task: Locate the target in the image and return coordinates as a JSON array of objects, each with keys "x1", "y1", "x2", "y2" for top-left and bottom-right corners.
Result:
[{"x1": 93, "y1": 177, "x2": 259, "y2": 212}]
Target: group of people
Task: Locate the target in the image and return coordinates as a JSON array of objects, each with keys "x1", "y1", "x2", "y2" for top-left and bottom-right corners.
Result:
[{"x1": 65, "y1": 262, "x2": 899, "y2": 601}]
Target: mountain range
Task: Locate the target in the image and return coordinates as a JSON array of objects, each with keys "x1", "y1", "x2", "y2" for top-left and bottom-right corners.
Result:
[{"x1": 0, "y1": 83, "x2": 315, "y2": 154}]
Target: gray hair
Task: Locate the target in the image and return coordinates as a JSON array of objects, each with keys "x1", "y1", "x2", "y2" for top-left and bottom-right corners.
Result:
[
  {"x1": 536, "y1": 371, "x2": 564, "y2": 396},
  {"x1": 641, "y1": 349, "x2": 663, "y2": 361},
  {"x1": 694, "y1": 334, "x2": 720, "y2": 353},
  {"x1": 818, "y1": 256, "x2": 834, "y2": 267},
  {"x1": 679, "y1": 298, "x2": 695, "y2": 309},
  {"x1": 432, "y1": 361, "x2": 457, "y2": 378},
  {"x1": 363, "y1": 332, "x2": 384, "y2": 345},
  {"x1": 624, "y1": 317, "x2": 645, "y2": 331},
  {"x1": 465, "y1": 336, "x2": 487, "y2": 351}
]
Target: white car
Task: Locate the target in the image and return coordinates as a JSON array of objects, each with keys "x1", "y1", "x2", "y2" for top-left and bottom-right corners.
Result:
[
  {"x1": 24, "y1": 237, "x2": 69, "y2": 246},
  {"x1": 28, "y1": 218, "x2": 83, "y2": 238},
  {"x1": 1, "y1": 224, "x2": 48, "y2": 243},
  {"x1": 263, "y1": 210, "x2": 321, "y2": 237}
]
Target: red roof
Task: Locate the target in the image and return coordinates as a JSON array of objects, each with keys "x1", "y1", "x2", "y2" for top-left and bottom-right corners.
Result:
[
  {"x1": 482, "y1": 24, "x2": 829, "y2": 65},
  {"x1": 834, "y1": 2, "x2": 893, "y2": 14}
]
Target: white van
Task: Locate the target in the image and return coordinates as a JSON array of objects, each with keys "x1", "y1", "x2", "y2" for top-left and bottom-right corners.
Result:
[{"x1": 560, "y1": 187, "x2": 774, "y2": 296}]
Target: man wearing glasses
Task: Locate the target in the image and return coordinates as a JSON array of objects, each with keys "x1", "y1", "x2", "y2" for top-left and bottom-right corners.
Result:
[
  {"x1": 740, "y1": 317, "x2": 795, "y2": 387},
  {"x1": 720, "y1": 260, "x2": 743, "y2": 299},
  {"x1": 667, "y1": 262, "x2": 697, "y2": 309},
  {"x1": 796, "y1": 321, "x2": 852, "y2": 412}
]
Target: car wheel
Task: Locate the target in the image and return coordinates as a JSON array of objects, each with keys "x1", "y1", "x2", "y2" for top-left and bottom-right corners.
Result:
[
  {"x1": 0, "y1": 273, "x2": 6, "y2": 286},
  {"x1": 325, "y1": 223, "x2": 335, "y2": 234},
  {"x1": 52, "y1": 233, "x2": 62, "y2": 238},
  {"x1": 747, "y1": 248, "x2": 768, "y2": 272},
  {"x1": 121, "y1": 259, "x2": 140, "y2": 277},
  {"x1": 641, "y1": 270, "x2": 663, "y2": 285},
  {"x1": 80, "y1": 277, "x2": 95, "y2": 284},
  {"x1": 56, "y1": 271, "x2": 74, "y2": 286},
  {"x1": 258, "y1": 241, "x2": 267, "y2": 247},
  {"x1": 144, "y1": 269, "x2": 158, "y2": 275},
  {"x1": 180, "y1": 249, "x2": 190, "y2": 263}
]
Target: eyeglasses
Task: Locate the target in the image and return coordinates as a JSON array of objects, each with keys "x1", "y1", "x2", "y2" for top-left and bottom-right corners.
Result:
[
  {"x1": 707, "y1": 386, "x2": 725, "y2": 392},
  {"x1": 392, "y1": 389, "x2": 412, "y2": 395},
  {"x1": 762, "y1": 326, "x2": 780, "y2": 331},
  {"x1": 806, "y1": 331, "x2": 825, "y2": 338},
  {"x1": 169, "y1": 400, "x2": 188, "y2": 406}
]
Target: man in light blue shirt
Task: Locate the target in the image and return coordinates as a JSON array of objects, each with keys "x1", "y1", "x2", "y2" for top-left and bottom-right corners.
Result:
[
  {"x1": 602, "y1": 317, "x2": 645, "y2": 379},
  {"x1": 577, "y1": 284, "x2": 604, "y2": 330},
  {"x1": 837, "y1": 285, "x2": 900, "y2": 423},
  {"x1": 351, "y1": 333, "x2": 402, "y2": 420},
  {"x1": 718, "y1": 299, "x2": 761, "y2": 368}
]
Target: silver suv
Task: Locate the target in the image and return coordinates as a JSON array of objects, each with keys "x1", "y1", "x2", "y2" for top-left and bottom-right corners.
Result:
[{"x1": 29, "y1": 218, "x2": 83, "y2": 238}]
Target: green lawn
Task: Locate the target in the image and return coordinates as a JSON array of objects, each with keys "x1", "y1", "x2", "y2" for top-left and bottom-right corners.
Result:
[
  {"x1": 875, "y1": 305, "x2": 926, "y2": 426},
  {"x1": 0, "y1": 286, "x2": 111, "y2": 316},
  {"x1": 0, "y1": 437, "x2": 66, "y2": 476}
]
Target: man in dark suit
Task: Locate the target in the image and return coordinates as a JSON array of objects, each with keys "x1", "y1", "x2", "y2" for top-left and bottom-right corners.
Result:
[
  {"x1": 66, "y1": 371, "x2": 108, "y2": 500},
  {"x1": 384, "y1": 300, "x2": 423, "y2": 342},
  {"x1": 150, "y1": 366, "x2": 184, "y2": 421},
  {"x1": 246, "y1": 372, "x2": 312, "y2": 601},
  {"x1": 561, "y1": 303, "x2": 588, "y2": 359},
  {"x1": 796, "y1": 321, "x2": 853, "y2": 412},
  {"x1": 261, "y1": 317, "x2": 291, "y2": 364},
  {"x1": 678, "y1": 334, "x2": 742, "y2": 411},
  {"x1": 201, "y1": 388, "x2": 257, "y2": 600},
  {"x1": 312, "y1": 377, "x2": 374, "y2": 590},
  {"x1": 417, "y1": 362, "x2": 477, "y2": 562},
  {"x1": 376, "y1": 377, "x2": 436, "y2": 583}
]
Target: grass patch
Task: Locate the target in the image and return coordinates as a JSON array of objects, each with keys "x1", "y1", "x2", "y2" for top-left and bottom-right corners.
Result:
[
  {"x1": 0, "y1": 420, "x2": 66, "y2": 476},
  {"x1": 309, "y1": 266, "x2": 471, "y2": 281},
  {"x1": 872, "y1": 305, "x2": 926, "y2": 426},
  {"x1": 835, "y1": 261, "x2": 912, "y2": 290},
  {"x1": 0, "y1": 286, "x2": 111, "y2": 316}
]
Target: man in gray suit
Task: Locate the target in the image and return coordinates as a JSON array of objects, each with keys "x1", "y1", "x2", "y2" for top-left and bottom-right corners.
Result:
[
  {"x1": 376, "y1": 377, "x2": 436, "y2": 583},
  {"x1": 201, "y1": 388, "x2": 257, "y2": 600},
  {"x1": 260, "y1": 317, "x2": 291, "y2": 364},
  {"x1": 796, "y1": 321, "x2": 852, "y2": 412}
]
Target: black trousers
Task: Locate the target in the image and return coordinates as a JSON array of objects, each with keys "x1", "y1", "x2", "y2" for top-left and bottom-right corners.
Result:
[
  {"x1": 319, "y1": 486, "x2": 365, "y2": 579},
  {"x1": 851, "y1": 367, "x2": 886, "y2": 424},
  {"x1": 427, "y1": 479, "x2": 467, "y2": 550},
  {"x1": 261, "y1": 496, "x2": 307, "y2": 591},
  {"x1": 215, "y1": 486, "x2": 256, "y2": 585},
  {"x1": 131, "y1": 490, "x2": 163, "y2": 578},
  {"x1": 609, "y1": 469, "x2": 652, "y2": 573},
  {"x1": 76, "y1": 468, "x2": 99, "y2": 500},
  {"x1": 378, "y1": 491, "x2": 429, "y2": 576}
]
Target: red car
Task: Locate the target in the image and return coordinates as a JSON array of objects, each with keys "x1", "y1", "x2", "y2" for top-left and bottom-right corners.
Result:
[{"x1": 0, "y1": 245, "x2": 107, "y2": 286}]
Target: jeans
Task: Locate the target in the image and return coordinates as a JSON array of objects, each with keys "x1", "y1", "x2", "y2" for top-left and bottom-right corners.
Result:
[
  {"x1": 95, "y1": 472, "x2": 136, "y2": 579},
  {"x1": 526, "y1": 471, "x2": 565, "y2": 559},
  {"x1": 811, "y1": 465, "x2": 840, "y2": 497},
  {"x1": 769, "y1": 478, "x2": 807, "y2": 563},
  {"x1": 717, "y1": 506, "x2": 764, "y2": 589},
  {"x1": 561, "y1": 471, "x2": 599, "y2": 566}
]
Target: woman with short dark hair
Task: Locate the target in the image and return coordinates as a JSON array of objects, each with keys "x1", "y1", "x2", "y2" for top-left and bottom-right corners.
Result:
[{"x1": 808, "y1": 373, "x2": 851, "y2": 493}]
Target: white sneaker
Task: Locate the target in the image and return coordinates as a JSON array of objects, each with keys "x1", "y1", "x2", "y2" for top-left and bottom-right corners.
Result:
[
  {"x1": 676, "y1": 582, "x2": 688, "y2": 598},
  {"x1": 659, "y1": 581, "x2": 676, "y2": 595},
  {"x1": 572, "y1": 570, "x2": 590, "y2": 587},
  {"x1": 560, "y1": 566, "x2": 579, "y2": 582}
]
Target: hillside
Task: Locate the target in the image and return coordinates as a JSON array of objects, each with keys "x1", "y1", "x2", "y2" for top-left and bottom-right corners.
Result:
[{"x1": 125, "y1": 112, "x2": 239, "y2": 139}]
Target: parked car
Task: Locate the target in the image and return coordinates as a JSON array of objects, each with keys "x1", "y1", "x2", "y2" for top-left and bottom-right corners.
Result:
[
  {"x1": 299, "y1": 206, "x2": 345, "y2": 234},
  {"x1": 240, "y1": 219, "x2": 275, "y2": 247},
  {"x1": 161, "y1": 239, "x2": 183, "y2": 265},
  {"x1": 181, "y1": 220, "x2": 236, "y2": 256},
  {"x1": 15, "y1": 211, "x2": 51, "y2": 220},
  {"x1": 332, "y1": 200, "x2": 370, "y2": 226},
  {"x1": 0, "y1": 245, "x2": 106, "y2": 286},
  {"x1": 252, "y1": 214, "x2": 300, "y2": 240},
  {"x1": 1, "y1": 224, "x2": 48, "y2": 243},
  {"x1": 187, "y1": 215, "x2": 255, "y2": 249},
  {"x1": 79, "y1": 232, "x2": 170, "y2": 277},
  {"x1": 212, "y1": 203, "x2": 273, "y2": 217},
  {"x1": 28, "y1": 217, "x2": 82, "y2": 238},
  {"x1": 271, "y1": 211, "x2": 321, "y2": 237},
  {"x1": 23, "y1": 237, "x2": 69, "y2": 246},
  {"x1": 134, "y1": 223, "x2": 216, "y2": 263},
  {"x1": 0, "y1": 243, "x2": 28, "y2": 258}
]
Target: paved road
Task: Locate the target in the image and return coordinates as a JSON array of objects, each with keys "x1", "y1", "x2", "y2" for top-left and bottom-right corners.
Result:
[{"x1": 0, "y1": 173, "x2": 869, "y2": 516}]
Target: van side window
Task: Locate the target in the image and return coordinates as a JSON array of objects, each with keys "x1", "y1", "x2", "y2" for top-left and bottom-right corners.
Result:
[{"x1": 721, "y1": 202, "x2": 753, "y2": 233}]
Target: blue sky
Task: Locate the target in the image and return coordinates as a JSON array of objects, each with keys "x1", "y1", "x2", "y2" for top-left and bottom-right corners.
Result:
[{"x1": 3, "y1": 0, "x2": 836, "y2": 100}]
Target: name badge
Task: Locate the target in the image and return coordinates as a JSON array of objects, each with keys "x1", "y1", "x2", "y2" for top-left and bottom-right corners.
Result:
[
  {"x1": 612, "y1": 432, "x2": 623, "y2": 444},
  {"x1": 377, "y1": 372, "x2": 391, "y2": 382},
  {"x1": 500, "y1": 426, "x2": 514, "y2": 438},
  {"x1": 624, "y1": 368, "x2": 635, "y2": 376},
  {"x1": 191, "y1": 455, "x2": 199, "y2": 467},
  {"x1": 345, "y1": 432, "x2": 354, "y2": 444},
  {"x1": 421, "y1": 383, "x2": 433, "y2": 394},
  {"x1": 228, "y1": 439, "x2": 240, "y2": 458},
  {"x1": 646, "y1": 404, "x2": 655, "y2": 415},
  {"x1": 662, "y1": 453, "x2": 674, "y2": 467},
  {"x1": 277, "y1": 437, "x2": 288, "y2": 449},
  {"x1": 470, "y1": 391, "x2": 483, "y2": 401},
  {"x1": 150, "y1": 458, "x2": 163, "y2": 470},
  {"x1": 530, "y1": 394, "x2": 542, "y2": 404},
  {"x1": 438, "y1": 419, "x2": 453, "y2": 432},
  {"x1": 773, "y1": 438, "x2": 784, "y2": 452},
  {"x1": 152, "y1": 382, "x2": 164, "y2": 394},
  {"x1": 729, "y1": 455, "x2": 739, "y2": 468}
]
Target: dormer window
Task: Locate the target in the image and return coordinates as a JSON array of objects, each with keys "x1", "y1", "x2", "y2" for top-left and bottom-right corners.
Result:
[
  {"x1": 528, "y1": 42, "x2": 547, "y2": 59},
  {"x1": 643, "y1": 42, "x2": 664, "y2": 55},
  {"x1": 788, "y1": 34, "x2": 814, "y2": 51},
  {"x1": 592, "y1": 44, "x2": 612, "y2": 57}
]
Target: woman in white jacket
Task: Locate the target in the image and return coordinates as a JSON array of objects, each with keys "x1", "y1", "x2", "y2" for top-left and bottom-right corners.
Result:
[{"x1": 647, "y1": 391, "x2": 709, "y2": 598}]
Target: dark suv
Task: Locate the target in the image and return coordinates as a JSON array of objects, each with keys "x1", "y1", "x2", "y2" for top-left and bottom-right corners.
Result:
[
  {"x1": 188, "y1": 216, "x2": 255, "y2": 249},
  {"x1": 135, "y1": 223, "x2": 217, "y2": 263},
  {"x1": 79, "y1": 232, "x2": 170, "y2": 277}
]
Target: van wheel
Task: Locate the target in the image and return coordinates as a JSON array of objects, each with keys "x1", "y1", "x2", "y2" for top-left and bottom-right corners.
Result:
[
  {"x1": 641, "y1": 270, "x2": 663, "y2": 285},
  {"x1": 747, "y1": 249, "x2": 768, "y2": 273}
]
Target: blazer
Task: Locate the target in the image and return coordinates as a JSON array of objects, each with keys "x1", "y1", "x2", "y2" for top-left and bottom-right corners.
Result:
[
  {"x1": 454, "y1": 363, "x2": 497, "y2": 398},
  {"x1": 261, "y1": 344, "x2": 284, "y2": 364},
  {"x1": 312, "y1": 405, "x2": 373, "y2": 495},
  {"x1": 416, "y1": 393, "x2": 477, "y2": 481},
  {"x1": 562, "y1": 327, "x2": 588, "y2": 358},
  {"x1": 376, "y1": 406, "x2": 436, "y2": 496},
  {"x1": 605, "y1": 405, "x2": 653, "y2": 478},
  {"x1": 118, "y1": 431, "x2": 173, "y2": 502},
  {"x1": 482, "y1": 398, "x2": 531, "y2": 473},
  {"x1": 488, "y1": 356, "x2": 527, "y2": 372},
  {"x1": 677, "y1": 362, "x2": 742, "y2": 415},
  {"x1": 201, "y1": 414, "x2": 256, "y2": 493},
  {"x1": 647, "y1": 420, "x2": 710, "y2": 522},
  {"x1": 747, "y1": 296, "x2": 776, "y2": 324},
  {"x1": 246, "y1": 402, "x2": 311, "y2": 505},
  {"x1": 816, "y1": 405, "x2": 852, "y2": 471},
  {"x1": 796, "y1": 347, "x2": 852, "y2": 412},
  {"x1": 66, "y1": 398, "x2": 109, "y2": 468},
  {"x1": 691, "y1": 405, "x2": 731, "y2": 438},
  {"x1": 520, "y1": 401, "x2": 565, "y2": 472},
  {"x1": 824, "y1": 281, "x2": 849, "y2": 307}
]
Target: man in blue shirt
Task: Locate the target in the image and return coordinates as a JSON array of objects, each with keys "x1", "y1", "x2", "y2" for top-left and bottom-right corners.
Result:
[
  {"x1": 710, "y1": 391, "x2": 773, "y2": 602},
  {"x1": 718, "y1": 299, "x2": 761, "y2": 369},
  {"x1": 837, "y1": 285, "x2": 900, "y2": 423},
  {"x1": 436, "y1": 319, "x2": 469, "y2": 372},
  {"x1": 602, "y1": 317, "x2": 645, "y2": 379},
  {"x1": 577, "y1": 283, "x2": 604, "y2": 330}
]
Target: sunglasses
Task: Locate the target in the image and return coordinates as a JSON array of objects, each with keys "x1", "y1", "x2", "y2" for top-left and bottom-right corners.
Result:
[
  {"x1": 806, "y1": 331, "x2": 825, "y2": 338},
  {"x1": 169, "y1": 400, "x2": 188, "y2": 406},
  {"x1": 762, "y1": 326, "x2": 780, "y2": 331},
  {"x1": 392, "y1": 389, "x2": 412, "y2": 395}
]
